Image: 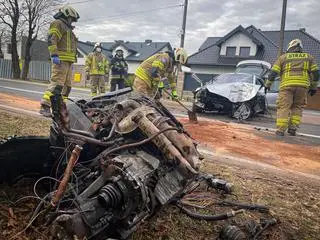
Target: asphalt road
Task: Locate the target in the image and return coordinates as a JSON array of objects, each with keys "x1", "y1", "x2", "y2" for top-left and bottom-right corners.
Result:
[
  {"x1": 1, "y1": 78, "x2": 320, "y2": 136},
  {"x1": 0, "y1": 78, "x2": 90, "y2": 101}
]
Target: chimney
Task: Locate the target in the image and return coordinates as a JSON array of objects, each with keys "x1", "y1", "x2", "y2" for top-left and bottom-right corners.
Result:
[
  {"x1": 299, "y1": 28, "x2": 306, "y2": 32},
  {"x1": 145, "y1": 39, "x2": 152, "y2": 45}
]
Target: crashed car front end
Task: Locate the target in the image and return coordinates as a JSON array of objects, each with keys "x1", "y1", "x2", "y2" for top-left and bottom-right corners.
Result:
[{"x1": 193, "y1": 87, "x2": 233, "y2": 113}]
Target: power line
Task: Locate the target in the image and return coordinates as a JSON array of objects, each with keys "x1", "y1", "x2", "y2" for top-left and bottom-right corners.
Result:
[
  {"x1": 79, "y1": 4, "x2": 184, "y2": 23},
  {"x1": 68, "y1": 0, "x2": 95, "y2": 4}
]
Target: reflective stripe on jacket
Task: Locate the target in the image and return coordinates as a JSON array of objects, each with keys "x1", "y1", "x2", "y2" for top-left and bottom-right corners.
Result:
[
  {"x1": 85, "y1": 52, "x2": 109, "y2": 75},
  {"x1": 48, "y1": 19, "x2": 77, "y2": 63},
  {"x1": 270, "y1": 52, "x2": 318, "y2": 89},
  {"x1": 135, "y1": 53, "x2": 176, "y2": 90}
]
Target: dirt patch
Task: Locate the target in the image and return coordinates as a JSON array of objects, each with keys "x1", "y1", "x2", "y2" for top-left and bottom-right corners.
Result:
[
  {"x1": 1, "y1": 111, "x2": 320, "y2": 239},
  {"x1": 0, "y1": 93, "x2": 40, "y2": 111},
  {"x1": 180, "y1": 119, "x2": 320, "y2": 176}
]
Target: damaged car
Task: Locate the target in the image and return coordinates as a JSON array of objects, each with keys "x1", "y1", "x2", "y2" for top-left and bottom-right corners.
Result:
[{"x1": 191, "y1": 60, "x2": 271, "y2": 120}]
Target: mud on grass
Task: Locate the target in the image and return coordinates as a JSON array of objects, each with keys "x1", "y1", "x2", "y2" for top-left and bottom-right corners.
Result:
[
  {"x1": 0, "y1": 111, "x2": 50, "y2": 138},
  {"x1": 1, "y1": 112, "x2": 320, "y2": 239}
]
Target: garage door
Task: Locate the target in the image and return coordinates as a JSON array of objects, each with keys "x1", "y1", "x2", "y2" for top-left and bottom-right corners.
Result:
[{"x1": 183, "y1": 73, "x2": 217, "y2": 91}]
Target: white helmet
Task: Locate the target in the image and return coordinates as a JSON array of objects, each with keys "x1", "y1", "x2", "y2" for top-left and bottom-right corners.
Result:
[
  {"x1": 94, "y1": 42, "x2": 102, "y2": 50},
  {"x1": 59, "y1": 5, "x2": 80, "y2": 22},
  {"x1": 115, "y1": 47, "x2": 123, "y2": 53},
  {"x1": 175, "y1": 48, "x2": 188, "y2": 65},
  {"x1": 287, "y1": 39, "x2": 303, "y2": 51}
]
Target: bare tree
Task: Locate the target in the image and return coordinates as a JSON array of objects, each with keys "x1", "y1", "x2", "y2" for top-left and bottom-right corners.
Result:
[
  {"x1": 0, "y1": 0, "x2": 23, "y2": 79},
  {"x1": 21, "y1": 0, "x2": 64, "y2": 80},
  {"x1": 0, "y1": 28, "x2": 9, "y2": 58}
]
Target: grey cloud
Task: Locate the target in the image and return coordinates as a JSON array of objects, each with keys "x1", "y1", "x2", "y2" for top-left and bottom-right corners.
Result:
[{"x1": 71, "y1": 0, "x2": 320, "y2": 54}]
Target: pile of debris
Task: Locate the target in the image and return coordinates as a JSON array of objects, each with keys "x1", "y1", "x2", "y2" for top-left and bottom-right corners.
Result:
[{"x1": 0, "y1": 89, "x2": 277, "y2": 239}]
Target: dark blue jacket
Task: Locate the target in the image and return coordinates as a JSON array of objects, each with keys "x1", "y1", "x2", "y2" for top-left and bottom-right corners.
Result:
[{"x1": 110, "y1": 56, "x2": 128, "y2": 79}]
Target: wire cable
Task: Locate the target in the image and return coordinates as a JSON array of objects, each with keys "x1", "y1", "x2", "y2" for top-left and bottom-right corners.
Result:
[{"x1": 79, "y1": 4, "x2": 184, "y2": 23}]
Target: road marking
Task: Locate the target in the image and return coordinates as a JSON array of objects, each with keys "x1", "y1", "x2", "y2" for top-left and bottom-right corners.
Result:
[
  {"x1": 0, "y1": 85, "x2": 43, "y2": 94},
  {"x1": 0, "y1": 85, "x2": 87, "y2": 99},
  {"x1": 0, "y1": 77, "x2": 90, "y2": 92}
]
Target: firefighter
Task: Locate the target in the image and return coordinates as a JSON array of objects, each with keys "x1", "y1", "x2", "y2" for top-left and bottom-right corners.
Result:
[
  {"x1": 265, "y1": 39, "x2": 319, "y2": 136},
  {"x1": 132, "y1": 48, "x2": 188, "y2": 99},
  {"x1": 110, "y1": 48, "x2": 128, "y2": 91},
  {"x1": 40, "y1": 5, "x2": 79, "y2": 117},
  {"x1": 85, "y1": 42, "x2": 109, "y2": 96}
]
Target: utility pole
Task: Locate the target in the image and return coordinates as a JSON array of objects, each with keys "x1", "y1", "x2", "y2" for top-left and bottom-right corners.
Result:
[
  {"x1": 278, "y1": 0, "x2": 287, "y2": 57},
  {"x1": 180, "y1": 0, "x2": 188, "y2": 48}
]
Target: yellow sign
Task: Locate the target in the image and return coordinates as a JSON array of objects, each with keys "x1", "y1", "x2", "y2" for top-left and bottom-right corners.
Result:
[{"x1": 74, "y1": 72, "x2": 81, "y2": 82}]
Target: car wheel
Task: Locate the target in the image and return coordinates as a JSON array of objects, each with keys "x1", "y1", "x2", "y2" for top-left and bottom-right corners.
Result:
[{"x1": 232, "y1": 102, "x2": 252, "y2": 120}]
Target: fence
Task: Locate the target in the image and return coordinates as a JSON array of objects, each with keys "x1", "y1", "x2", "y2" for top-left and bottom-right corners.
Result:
[
  {"x1": 0, "y1": 58, "x2": 51, "y2": 81},
  {"x1": 0, "y1": 59, "x2": 13, "y2": 79},
  {"x1": 28, "y1": 60, "x2": 51, "y2": 81}
]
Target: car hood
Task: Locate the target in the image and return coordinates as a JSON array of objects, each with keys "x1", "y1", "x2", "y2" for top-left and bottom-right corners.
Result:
[{"x1": 206, "y1": 82, "x2": 261, "y2": 103}]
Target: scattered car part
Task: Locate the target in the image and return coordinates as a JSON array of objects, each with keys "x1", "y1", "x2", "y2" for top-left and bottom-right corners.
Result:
[
  {"x1": 0, "y1": 88, "x2": 276, "y2": 239},
  {"x1": 219, "y1": 225, "x2": 246, "y2": 240}
]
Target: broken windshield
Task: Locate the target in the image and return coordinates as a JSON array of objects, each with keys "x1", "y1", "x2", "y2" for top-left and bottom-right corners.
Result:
[
  {"x1": 236, "y1": 65, "x2": 265, "y2": 76},
  {"x1": 208, "y1": 74, "x2": 254, "y2": 85}
]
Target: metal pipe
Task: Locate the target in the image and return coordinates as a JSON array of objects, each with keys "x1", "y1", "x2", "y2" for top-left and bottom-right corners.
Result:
[
  {"x1": 61, "y1": 130, "x2": 114, "y2": 147},
  {"x1": 51, "y1": 145, "x2": 83, "y2": 207}
]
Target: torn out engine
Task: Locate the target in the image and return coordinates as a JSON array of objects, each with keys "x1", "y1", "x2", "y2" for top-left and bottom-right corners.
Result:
[{"x1": 39, "y1": 88, "x2": 202, "y2": 239}]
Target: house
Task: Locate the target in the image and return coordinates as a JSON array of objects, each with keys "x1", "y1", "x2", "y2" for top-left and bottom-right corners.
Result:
[
  {"x1": 77, "y1": 40, "x2": 173, "y2": 74},
  {"x1": 185, "y1": 25, "x2": 320, "y2": 92},
  {"x1": 1, "y1": 36, "x2": 50, "y2": 61}
]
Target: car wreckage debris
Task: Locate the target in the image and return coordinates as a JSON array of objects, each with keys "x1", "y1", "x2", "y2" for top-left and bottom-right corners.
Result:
[{"x1": 0, "y1": 89, "x2": 276, "y2": 239}]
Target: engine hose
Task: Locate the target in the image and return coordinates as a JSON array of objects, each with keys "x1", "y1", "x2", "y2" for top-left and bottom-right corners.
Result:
[
  {"x1": 101, "y1": 127, "x2": 180, "y2": 161},
  {"x1": 61, "y1": 129, "x2": 115, "y2": 147},
  {"x1": 219, "y1": 200, "x2": 269, "y2": 213},
  {"x1": 177, "y1": 205, "x2": 244, "y2": 221}
]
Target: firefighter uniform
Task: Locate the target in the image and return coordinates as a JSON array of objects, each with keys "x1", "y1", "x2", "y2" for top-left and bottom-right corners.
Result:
[
  {"x1": 266, "y1": 51, "x2": 319, "y2": 134},
  {"x1": 133, "y1": 52, "x2": 177, "y2": 98},
  {"x1": 110, "y1": 52, "x2": 128, "y2": 92},
  {"x1": 85, "y1": 51, "x2": 109, "y2": 96},
  {"x1": 41, "y1": 18, "x2": 77, "y2": 109}
]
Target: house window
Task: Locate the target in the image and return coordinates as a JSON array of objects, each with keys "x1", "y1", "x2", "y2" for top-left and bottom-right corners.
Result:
[
  {"x1": 240, "y1": 47, "x2": 250, "y2": 57},
  {"x1": 226, "y1": 47, "x2": 236, "y2": 57}
]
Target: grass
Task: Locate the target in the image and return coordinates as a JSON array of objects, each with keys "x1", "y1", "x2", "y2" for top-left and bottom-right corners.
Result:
[{"x1": 0, "y1": 111, "x2": 320, "y2": 240}]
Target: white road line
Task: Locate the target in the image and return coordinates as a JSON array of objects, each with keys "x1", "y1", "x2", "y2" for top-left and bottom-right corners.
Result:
[
  {"x1": 0, "y1": 85, "x2": 43, "y2": 94},
  {"x1": 0, "y1": 77, "x2": 90, "y2": 92},
  {"x1": 0, "y1": 85, "x2": 87, "y2": 99}
]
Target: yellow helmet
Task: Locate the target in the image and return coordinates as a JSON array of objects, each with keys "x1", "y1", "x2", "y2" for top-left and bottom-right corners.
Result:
[
  {"x1": 175, "y1": 48, "x2": 188, "y2": 65},
  {"x1": 287, "y1": 39, "x2": 303, "y2": 51},
  {"x1": 58, "y1": 5, "x2": 80, "y2": 22}
]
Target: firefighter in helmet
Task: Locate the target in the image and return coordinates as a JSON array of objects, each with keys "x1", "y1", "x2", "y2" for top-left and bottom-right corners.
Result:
[
  {"x1": 40, "y1": 5, "x2": 79, "y2": 117},
  {"x1": 133, "y1": 48, "x2": 188, "y2": 99},
  {"x1": 109, "y1": 47, "x2": 128, "y2": 91},
  {"x1": 265, "y1": 39, "x2": 319, "y2": 136},
  {"x1": 85, "y1": 42, "x2": 109, "y2": 96}
]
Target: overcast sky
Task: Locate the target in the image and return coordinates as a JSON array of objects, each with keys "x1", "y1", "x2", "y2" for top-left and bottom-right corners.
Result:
[{"x1": 69, "y1": 0, "x2": 320, "y2": 54}]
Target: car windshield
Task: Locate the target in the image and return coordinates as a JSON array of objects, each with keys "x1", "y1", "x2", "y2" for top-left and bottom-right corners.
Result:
[
  {"x1": 208, "y1": 74, "x2": 254, "y2": 85},
  {"x1": 236, "y1": 65, "x2": 264, "y2": 76}
]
